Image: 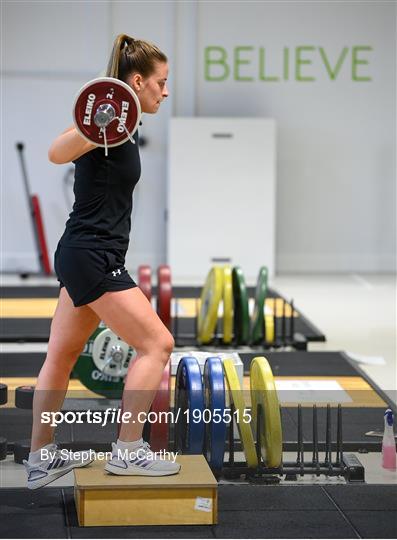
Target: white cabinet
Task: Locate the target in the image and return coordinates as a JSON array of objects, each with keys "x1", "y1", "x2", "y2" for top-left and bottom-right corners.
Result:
[{"x1": 167, "y1": 118, "x2": 276, "y2": 284}]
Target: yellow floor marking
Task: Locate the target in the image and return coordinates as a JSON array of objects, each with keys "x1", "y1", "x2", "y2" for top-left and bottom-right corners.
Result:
[
  {"x1": 1, "y1": 296, "x2": 298, "y2": 319},
  {"x1": 1, "y1": 298, "x2": 58, "y2": 318}
]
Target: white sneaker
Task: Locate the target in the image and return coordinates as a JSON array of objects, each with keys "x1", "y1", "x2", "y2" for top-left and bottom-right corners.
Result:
[
  {"x1": 24, "y1": 444, "x2": 93, "y2": 490},
  {"x1": 105, "y1": 441, "x2": 181, "y2": 477}
]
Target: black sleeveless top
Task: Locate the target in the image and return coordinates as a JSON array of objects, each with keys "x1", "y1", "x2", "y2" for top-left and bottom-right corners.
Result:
[{"x1": 59, "y1": 129, "x2": 141, "y2": 251}]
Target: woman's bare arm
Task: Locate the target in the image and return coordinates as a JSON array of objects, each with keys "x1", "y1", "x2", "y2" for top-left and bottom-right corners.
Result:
[{"x1": 48, "y1": 125, "x2": 97, "y2": 164}]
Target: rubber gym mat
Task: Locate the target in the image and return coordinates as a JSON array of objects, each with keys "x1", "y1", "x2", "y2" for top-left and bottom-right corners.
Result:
[
  {"x1": 1, "y1": 318, "x2": 51, "y2": 342},
  {"x1": 0, "y1": 286, "x2": 59, "y2": 298},
  {"x1": 0, "y1": 285, "x2": 273, "y2": 299},
  {"x1": 0, "y1": 488, "x2": 69, "y2": 538},
  {"x1": 0, "y1": 315, "x2": 321, "y2": 343},
  {"x1": 0, "y1": 485, "x2": 395, "y2": 538},
  {"x1": 239, "y1": 351, "x2": 362, "y2": 376},
  {"x1": 0, "y1": 352, "x2": 46, "y2": 376},
  {"x1": 324, "y1": 485, "x2": 397, "y2": 539},
  {"x1": 0, "y1": 285, "x2": 242, "y2": 299},
  {"x1": 0, "y1": 350, "x2": 373, "y2": 378},
  {"x1": 0, "y1": 287, "x2": 325, "y2": 344}
]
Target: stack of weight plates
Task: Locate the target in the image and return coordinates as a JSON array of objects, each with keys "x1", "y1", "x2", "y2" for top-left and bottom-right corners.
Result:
[
  {"x1": 197, "y1": 265, "x2": 275, "y2": 346},
  {"x1": 174, "y1": 354, "x2": 283, "y2": 471}
]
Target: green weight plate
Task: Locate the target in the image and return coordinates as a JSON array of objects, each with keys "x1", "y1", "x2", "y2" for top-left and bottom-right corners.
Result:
[
  {"x1": 232, "y1": 267, "x2": 250, "y2": 345},
  {"x1": 74, "y1": 323, "x2": 133, "y2": 399},
  {"x1": 197, "y1": 267, "x2": 224, "y2": 344},
  {"x1": 251, "y1": 266, "x2": 269, "y2": 344}
]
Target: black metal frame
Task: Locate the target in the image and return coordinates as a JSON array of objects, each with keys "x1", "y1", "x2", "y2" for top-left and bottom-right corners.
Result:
[
  {"x1": 218, "y1": 402, "x2": 365, "y2": 483},
  {"x1": 173, "y1": 295, "x2": 314, "y2": 351}
]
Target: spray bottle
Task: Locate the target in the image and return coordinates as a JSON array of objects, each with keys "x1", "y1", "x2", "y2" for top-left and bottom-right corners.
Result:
[{"x1": 382, "y1": 409, "x2": 396, "y2": 470}]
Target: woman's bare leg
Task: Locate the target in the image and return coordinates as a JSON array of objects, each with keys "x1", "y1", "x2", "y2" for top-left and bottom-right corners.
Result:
[
  {"x1": 30, "y1": 287, "x2": 100, "y2": 451},
  {"x1": 88, "y1": 287, "x2": 174, "y2": 442}
]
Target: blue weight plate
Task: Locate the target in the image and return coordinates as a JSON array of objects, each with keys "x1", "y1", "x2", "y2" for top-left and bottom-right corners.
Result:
[
  {"x1": 203, "y1": 357, "x2": 227, "y2": 470},
  {"x1": 174, "y1": 356, "x2": 205, "y2": 454}
]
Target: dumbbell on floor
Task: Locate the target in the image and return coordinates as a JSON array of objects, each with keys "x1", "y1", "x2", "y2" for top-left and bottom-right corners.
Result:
[
  {"x1": 13, "y1": 386, "x2": 35, "y2": 463},
  {"x1": 0, "y1": 383, "x2": 8, "y2": 460}
]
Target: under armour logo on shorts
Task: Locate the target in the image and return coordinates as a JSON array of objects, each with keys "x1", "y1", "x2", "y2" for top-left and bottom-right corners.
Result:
[{"x1": 112, "y1": 269, "x2": 122, "y2": 277}]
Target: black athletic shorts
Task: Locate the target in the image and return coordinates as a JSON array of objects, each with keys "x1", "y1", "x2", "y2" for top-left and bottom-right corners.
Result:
[{"x1": 54, "y1": 244, "x2": 137, "y2": 307}]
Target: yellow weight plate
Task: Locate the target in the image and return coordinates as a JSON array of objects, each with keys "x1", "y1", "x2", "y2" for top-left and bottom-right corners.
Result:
[
  {"x1": 222, "y1": 266, "x2": 233, "y2": 344},
  {"x1": 223, "y1": 359, "x2": 258, "y2": 468},
  {"x1": 198, "y1": 267, "x2": 224, "y2": 344},
  {"x1": 264, "y1": 313, "x2": 275, "y2": 343},
  {"x1": 250, "y1": 357, "x2": 283, "y2": 468}
]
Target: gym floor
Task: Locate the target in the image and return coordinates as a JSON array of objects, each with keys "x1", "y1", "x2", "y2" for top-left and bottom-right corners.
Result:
[
  {"x1": 270, "y1": 273, "x2": 396, "y2": 406},
  {"x1": 1, "y1": 271, "x2": 396, "y2": 538},
  {"x1": 2, "y1": 271, "x2": 395, "y2": 398}
]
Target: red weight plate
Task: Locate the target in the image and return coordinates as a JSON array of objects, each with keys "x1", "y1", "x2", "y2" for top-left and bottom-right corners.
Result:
[
  {"x1": 149, "y1": 360, "x2": 171, "y2": 452},
  {"x1": 73, "y1": 77, "x2": 141, "y2": 148},
  {"x1": 138, "y1": 265, "x2": 152, "y2": 301},
  {"x1": 157, "y1": 265, "x2": 172, "y2": 331}
]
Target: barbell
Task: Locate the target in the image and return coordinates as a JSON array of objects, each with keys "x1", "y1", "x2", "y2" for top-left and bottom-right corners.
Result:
[{"x1": 73, "y1": 77, "x2": 141, "y2": 156}]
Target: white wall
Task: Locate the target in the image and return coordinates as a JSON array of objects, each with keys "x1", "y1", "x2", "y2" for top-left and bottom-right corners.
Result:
[
  {"x1": 1, "y1": 0, "x2": 174, "y2": 273},
  {"x1": 196, "y1": 0, "x2": 396, "y2": 273},
  {"x1": 1, "y1": 0, "x2": 395, "y2": 277},
  {"x1": 1, "y1": 1, "x2": 110, "y2": 272}
]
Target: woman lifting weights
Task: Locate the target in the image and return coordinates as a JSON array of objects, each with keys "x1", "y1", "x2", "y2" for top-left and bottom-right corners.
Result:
[{"x1": 24, "y1": 34, "x2": 180, "y2": 489}]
